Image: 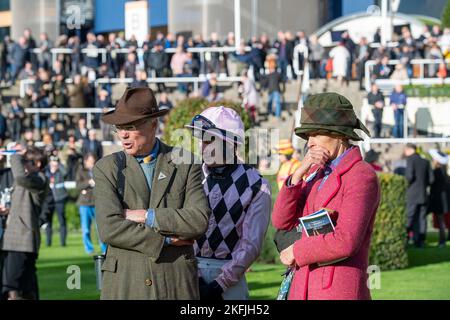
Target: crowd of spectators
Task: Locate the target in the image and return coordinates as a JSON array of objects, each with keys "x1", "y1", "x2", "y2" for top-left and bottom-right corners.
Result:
[{"x1": 0, "y1": 25, "x2": 449, "y2": 145}]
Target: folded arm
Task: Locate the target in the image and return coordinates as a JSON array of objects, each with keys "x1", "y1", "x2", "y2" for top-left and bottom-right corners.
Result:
[
  {"x1": 152, "y1": 164, "x2": 211, "y2": 240},
  {"x1": 93, "y1": 164, "x2": 165, "y2": 260}
]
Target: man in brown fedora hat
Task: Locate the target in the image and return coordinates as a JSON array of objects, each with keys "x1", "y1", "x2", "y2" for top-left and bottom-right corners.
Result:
[{"x1": 93, "y1": 87, "x2": 211, "y2": 299}]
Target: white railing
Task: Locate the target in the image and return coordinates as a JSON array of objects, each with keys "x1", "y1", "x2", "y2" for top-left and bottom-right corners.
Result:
[
  {"x1": 20, "y1": 75, "x2": 243, "y2": 98},
  {"x1": 364, "y1": 58, "x2": 450, "y2": 92},
  {"x1": 359, "y1": 98, "x2": 450, "y2": 151},
  {"x1": 95, "y1": 75, "x2": 243, "y2": 92},
  {"x1": 32, "y1": 46, "x2": 249, "y2": 55},
  {"x1": 374, "y1": 78, "x2": 450, "y2": 93},
  {"x1": 19, "y1": 78, "x2": 74, "y2": 97},
  {"x1": 31, "y1": 46, "x2": 251, "y2": 75},
  {"x1": 24, "y1": 107, "x2": 110, "y2": 130}
]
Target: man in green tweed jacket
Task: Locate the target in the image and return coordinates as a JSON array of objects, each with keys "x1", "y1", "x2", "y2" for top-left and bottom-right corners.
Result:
[{"x1": 94, "y1": 87, "x2": 210, "y2": 300}]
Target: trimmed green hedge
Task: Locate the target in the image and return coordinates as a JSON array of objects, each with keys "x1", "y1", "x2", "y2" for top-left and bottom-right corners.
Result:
[
  {"x1": 403, "y1": 84, "x2": 450, "y2": 98},
  {"x1": 369, "y1": 173, "x2": 409, "y2": 270}
]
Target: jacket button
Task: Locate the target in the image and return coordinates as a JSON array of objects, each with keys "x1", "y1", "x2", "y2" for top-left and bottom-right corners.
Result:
[{"x1": 145, "y1": 278, "x2": 152, "y2": 286}]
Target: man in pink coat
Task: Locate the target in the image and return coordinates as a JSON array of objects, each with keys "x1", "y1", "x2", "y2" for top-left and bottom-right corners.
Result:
[{"x1": 272, "y1": 92, "x2": 381, "y2": 300}]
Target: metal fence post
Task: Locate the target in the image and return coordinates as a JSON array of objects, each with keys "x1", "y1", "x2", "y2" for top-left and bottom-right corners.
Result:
[{"x1": 403, "y1": 105, "x2": 408, "y2": 139}]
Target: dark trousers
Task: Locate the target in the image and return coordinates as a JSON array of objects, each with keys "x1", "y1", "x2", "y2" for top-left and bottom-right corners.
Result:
[
  {"x1": 278, "y1": 58, "x2": 288, "y2": 82},
  {"x1": 407, "y1": 202, "x2": 428, "y2": 247},
  {"x1": 11, "y1": 119, "x2": 22, "y2": 142},
  {"x1": 310, "y1": 60, "x2": 321, "y2": 79},
  {"x1": 2, "y1": 251, "x2": 39, "y2": 300},
  {"x1": 372, "y1": 107, "x2": 383, "y2": 138},
  {"x1": 393, "y1": 108, "x2": 404, "y2": 138},
  {"x1": 357, "y1": 60, "x2": 366, "y2": 89},
  {"x1": 46, "y1": 200, "x2": 67, "y2": 247},
  {"x1": 154, "y1": 69, "x2": 167, "y2": 92},
  {"x1": 0, "y1": 250, "x2": 4, "y2": 300}
]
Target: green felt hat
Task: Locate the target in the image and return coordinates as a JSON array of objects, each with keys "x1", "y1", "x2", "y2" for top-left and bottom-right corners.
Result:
[{"x1": 295, "y1": 92, "x2": 370, "y2": 141}]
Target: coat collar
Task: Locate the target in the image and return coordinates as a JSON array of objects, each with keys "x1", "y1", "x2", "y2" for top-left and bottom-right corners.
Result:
[
  {"x1": 332, "y1": 146, "x2": 363, "y2": 176},
  {"x1": 307, "y1": 146, "x2": 363, "y2": 212},
  {"x1": 122, "y1": 140, "x2": 176, "y2": 208},
  {"x1": 150, "y1": 141, "x2": 176, "y2": 208}
]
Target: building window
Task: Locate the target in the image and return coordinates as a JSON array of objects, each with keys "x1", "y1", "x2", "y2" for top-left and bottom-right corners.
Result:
[
  {"x1": 0, "y1": 0, "x2": 10, "y2": 12},
  {"x1": 0, "y1": 27, "x2": 10, "y2": 41}
]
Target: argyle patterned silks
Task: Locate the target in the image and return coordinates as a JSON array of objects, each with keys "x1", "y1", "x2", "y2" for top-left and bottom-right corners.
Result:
[{"x1": 195, "y1": 165, "x2": 263, "y2": 260}]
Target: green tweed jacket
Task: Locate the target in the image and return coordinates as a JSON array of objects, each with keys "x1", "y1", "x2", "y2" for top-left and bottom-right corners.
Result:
[{"x1": 93, "y1": 141, "x2": 210, "y2": 300}]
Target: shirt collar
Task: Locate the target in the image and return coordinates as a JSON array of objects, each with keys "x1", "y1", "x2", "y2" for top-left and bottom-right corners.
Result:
[
  {"x1": 135, "y1": 139, "x2": 160, "y2": 164},
  {"x1": 328, "y1": 146, "x2": 355, "y2": 171}
]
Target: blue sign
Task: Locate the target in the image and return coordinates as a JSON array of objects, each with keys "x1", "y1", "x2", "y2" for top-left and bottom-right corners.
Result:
[{"x1": 95, "y1": 0, "x2": 167, "y2": 34}]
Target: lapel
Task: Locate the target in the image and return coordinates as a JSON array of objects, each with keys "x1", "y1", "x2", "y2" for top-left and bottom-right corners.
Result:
[
  {"x1": 309, "y1": 146, "x2": 363, "y2": 212},
  {"x1": 149, "y1": 141, "x2": 176, "y2": 208},
  {"x1": 123, "y1": 152, "x2": 150, "y2": 207}
]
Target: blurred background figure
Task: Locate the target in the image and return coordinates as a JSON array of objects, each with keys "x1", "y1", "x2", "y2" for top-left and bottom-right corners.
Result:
[
  {"x1": 367, "y1": 84, "x2": 385, "y2": 138},
  {"x1": 44, "y1": 155, "x2": 68, "y2": 247},
  {"x1": 404, "y1": 143, "x2": 434, "y2": 248},
  {"x1": 76, "y1": 153, "x2": 106, "y2": 255},
  {"x1": 428, "y1": 149, "x2": 450, "y2": 248},
  {"x1": 1, "y1": 146, "x2": 49, "y2": 300},
  {"x1": 240, "y1": 69, "x2": 259, "y2": 125},
  {"x1": 273, "y1": 139, "x2": 301, "y2": 190}
]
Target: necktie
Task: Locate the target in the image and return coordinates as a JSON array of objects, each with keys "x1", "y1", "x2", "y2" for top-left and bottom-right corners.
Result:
[{"x1": 143, "y1": 155, "x2": 153, "y2": 164}]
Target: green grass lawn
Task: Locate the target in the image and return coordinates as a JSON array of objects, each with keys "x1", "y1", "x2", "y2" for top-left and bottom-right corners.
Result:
[{"x1": 37, "y1": 231, "x2": 450, "y2": 300}]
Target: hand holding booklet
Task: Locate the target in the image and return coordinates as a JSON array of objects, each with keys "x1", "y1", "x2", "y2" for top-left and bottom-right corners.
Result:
[{"x1": 298, "y1": 208, "x2": 347, "y2": 266}]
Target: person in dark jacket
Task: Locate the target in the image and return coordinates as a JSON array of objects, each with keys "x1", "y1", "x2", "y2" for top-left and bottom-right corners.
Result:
[
  {"x1": 390, "y1": 84, "x2": 407, "y2": 138},
  {"x1": 81, "y1": 129, "x2": 103, "y2": 161},
  {"x1": 372, "y1": 56, "x2": 392, "y2": 80},
  {"x1": 81, "y1": 32, "x2": 100, "y2": 71},
  {"x1": 44, "y1": 156, "x2": 69, "y2": 247},
  {"x1": 51, "y1": 74, "x2": 67, "y2": 108},
  {"x1": 355, "y1": 37, "x2": 371, "y2": 90},
  {"x1": 0, "y1": 104, "x2": 8, "y2": 145},
  {"x1": 148, "y1": 41, "x2": 169, "y2": 92},
  {"x1": 96, "y1": 90, "x2": 114, "y2": 142},
  {"x1": 261, "y1": 63, "x2": 284, "y2": 118},
  {"x1": 74, "y1": 117, "x2": 88, "y2": 142},
  {"x1": 124, "y1": 53, "x2": 138, "y2": 79},
  {"x1": 60, "y1": 135, "x2": 82, "y2": 181},
  {"x1": 404, "y1": 143, "x2": 434, "y2": 247},
  {"x1": 367, "y1": 84, "x2": 385, "y2": 138},
  {"x1": 273, "y1": 31, "x2": 289, "y2": 82},
  {"x1": 428, "y1": 149, "x2": 449, "y2": 247},
  {"x1": 10, "y1": 37, "x2": 28, "y2": 84},
  {"x1": 76, "y1": 153, "x2": 106, "y2": 255},
  {"x1": 0, "y1": 38, "x2": 8, "y2": 84},
  {"x1": 0, "y1": 151, "x2": 14, "y2": 301},
  {"x1": 7, "y1": 98, "x2": 25, "y2": 142},
  {"x1": 1, "y1": 146, "x2": 49, "y2": 300}
]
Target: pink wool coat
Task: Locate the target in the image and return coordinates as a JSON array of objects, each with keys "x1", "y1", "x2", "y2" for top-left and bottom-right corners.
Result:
[{"x1": 272, "y1": 147, "x2": 381, "y2": 300}]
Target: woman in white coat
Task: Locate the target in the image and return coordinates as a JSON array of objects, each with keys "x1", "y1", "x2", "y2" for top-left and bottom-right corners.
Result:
[{"x1": 329, "y1": 42, "x2": 350, "y2": 85}]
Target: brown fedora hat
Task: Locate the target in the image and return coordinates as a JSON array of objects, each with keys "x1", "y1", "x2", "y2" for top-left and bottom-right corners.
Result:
[{"x1": 102, "y1": 87, "x2": 169, "y2": 125}]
